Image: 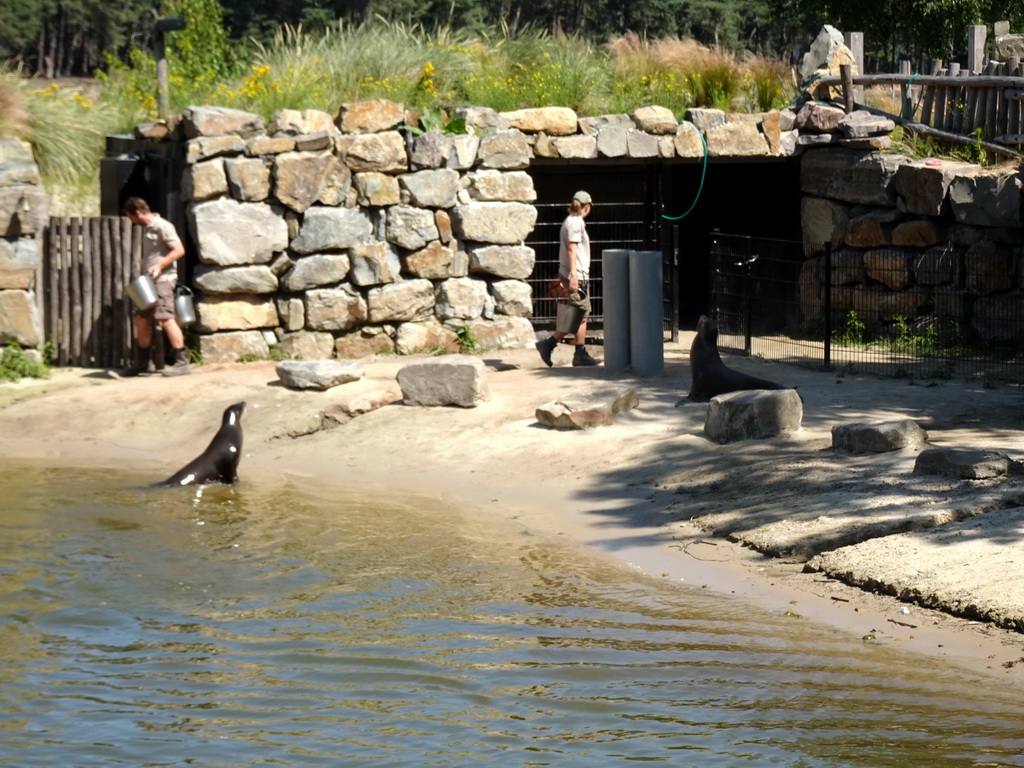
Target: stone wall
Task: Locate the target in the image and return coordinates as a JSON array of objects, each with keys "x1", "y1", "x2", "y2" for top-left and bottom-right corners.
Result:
[
  {"x1": 0, "y1": 139, "x2": 47, "y2": 351},
  {"x1": 799, "y1": 148, "x2": 1024, "y2": 340},
  {"x1": 139, "y1": 100, "x2": 797, "y2": 363}
]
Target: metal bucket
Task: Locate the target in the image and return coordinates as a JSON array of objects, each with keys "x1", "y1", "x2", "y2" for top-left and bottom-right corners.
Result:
[
  {"x1": 555, "y1": 302, "x2": 585, "y2": 335},
  {"x1": 174, "y1": 285, "x2": 196, "y2": 327},
  {"x1": 126, "y1": 274, "x2": 158, "y2": 310}
]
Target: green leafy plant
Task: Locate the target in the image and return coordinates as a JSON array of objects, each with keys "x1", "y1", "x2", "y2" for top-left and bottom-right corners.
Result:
[
  {"x1": 0, "y1": 343, "x2": 50, "y2": 381},
  {"x1": 456, "y1": 324, "x2": 482, "y2": 354},
  {"x1": 833, "y1": 310, "x2": 867, "y2": 347}
]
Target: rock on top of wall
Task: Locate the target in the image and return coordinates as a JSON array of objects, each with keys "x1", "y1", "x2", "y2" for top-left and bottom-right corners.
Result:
[
  {"x1": 268, "y1": 109, "x2": 337, "y2": 136},
  {"x1": 801, "y1": 149, "x2": 906, "y2": 206},
  {"x1": 499, "y1": 107, "x2": 578, "y2": 136},
  {"x1": 894, "y1": 159, "x2": 979, "y2": 217},
  {"x1": 631, "y1": 105, "x2": 678, "y2": 134},
  {"x1": 948, "y1": 167, "x2": 1024, "y2": 228},
  {"x1": 189, "y1": 198, "x2": 289, "y2": 266},
  {"x1": 337, "y1": 99, "x2": 405, "y2": 134},
  {"x1": 336, "y1": 131, "x2": 408, "y2": 173},
  {"x1": 466, "y1": 170, "x2": 536, "y2": 202},
  {"x1": 182, "y1": 106, "x2": 266, "y2": 139}
]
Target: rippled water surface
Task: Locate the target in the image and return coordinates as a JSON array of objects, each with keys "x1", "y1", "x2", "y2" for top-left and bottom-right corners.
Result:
[{"x1": 2, "y1": 462, "x2": 1024, "y2": 767}]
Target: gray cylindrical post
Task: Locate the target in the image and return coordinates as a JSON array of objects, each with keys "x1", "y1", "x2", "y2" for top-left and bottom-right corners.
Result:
[
  {"x1": 601, "y1": 249, "x2": 631, "y2": 372},
  {"x1": 629, "y1": 250, "x2": 664, "y2": 377}
]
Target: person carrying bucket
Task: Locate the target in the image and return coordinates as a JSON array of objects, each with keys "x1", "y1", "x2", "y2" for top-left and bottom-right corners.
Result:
[
  {"x1": 121, "y1": 197, "x2": 192, "y2": 377},
  {"x1": 536, "y1": 190, "x2": 600, "y2": 368}
]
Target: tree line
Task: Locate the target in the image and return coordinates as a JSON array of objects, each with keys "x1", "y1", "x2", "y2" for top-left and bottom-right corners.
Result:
[{"x1": 2, "y1": 0, "x2": 1022, "y2": 79}]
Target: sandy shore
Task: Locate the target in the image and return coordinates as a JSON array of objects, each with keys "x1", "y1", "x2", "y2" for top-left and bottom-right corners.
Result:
[{"x1": 3, "y1": 337, "x2": 1024, "y2": 683}]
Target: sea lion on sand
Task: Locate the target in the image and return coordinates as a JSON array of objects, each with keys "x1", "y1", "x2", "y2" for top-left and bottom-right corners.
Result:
[
  {"x1": 681, "y1": 316, "x2": 788, "y2": 403},
  {"x1": 156, "y1": 402, "x2": 246, "y2": 487}
]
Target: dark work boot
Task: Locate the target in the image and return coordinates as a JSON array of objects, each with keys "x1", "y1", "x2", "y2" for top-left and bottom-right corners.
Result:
[
  {"x1": 162, "y1": 347, "x2": 192, "y2": 377},
  {"x1": 120, "y1": 345, "x2": 154, "y2": 377},
  {"x1": 572, "y1": 346, "x2": 600, "y2": 367},
  {"x1": 535, "y1": 336, "x2": 558, "y2": 367}
]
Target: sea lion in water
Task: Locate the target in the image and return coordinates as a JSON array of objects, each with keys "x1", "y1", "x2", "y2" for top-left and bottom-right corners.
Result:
[
  {"x1": 681, "y1": 316, "x2": 787, "y2": 403},
  {"x1": 156, "y1": 402, "x2": 246, "y2": 487}
]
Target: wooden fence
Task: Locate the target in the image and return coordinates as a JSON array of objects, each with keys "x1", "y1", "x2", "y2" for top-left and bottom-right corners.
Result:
[
  {"x1": 819, "y1": 57, "x2": 1024, "y2": 161},
  {"x1": 43, "y1": 216, "x2": 142, "y2": 368}
]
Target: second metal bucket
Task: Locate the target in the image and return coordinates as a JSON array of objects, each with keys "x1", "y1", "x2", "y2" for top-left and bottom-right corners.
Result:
[
  {"x1": 126, "y1": 274, "x2": 158, "y2": 310},
  {"x1": 555, "y1": 302, "x2": 585, "y2": 336},
  {"x1": 174, "y1": 285, "x2": 196, "y2": 327}
]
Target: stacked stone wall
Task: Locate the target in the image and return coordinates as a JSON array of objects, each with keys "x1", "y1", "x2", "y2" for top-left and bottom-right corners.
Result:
[
  {"x1": 799, "y1": 148, "x2": 1024, "y2": 342},
  {"x1": 0, "y1": 139, "x2": 47, "y2": 352},
  {"x1": 146, "y1": 100, "x2": 796, "y2": 363}
]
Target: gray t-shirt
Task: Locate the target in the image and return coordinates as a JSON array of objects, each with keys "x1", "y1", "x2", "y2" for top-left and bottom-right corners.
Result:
[
  {"x1": 558, "y1": 214, "x2": 590, "y2": 279},
  {"x1": 142, "y1": 215, "x2": 181, "y2": 282}
]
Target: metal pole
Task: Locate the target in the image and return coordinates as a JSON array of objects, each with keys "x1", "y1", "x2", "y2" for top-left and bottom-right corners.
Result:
[
  {"x1": 823, "y1": 242, "x2": 832, "y2": 370},
  {"x1": 602, "y1": 249, "x2": 631, "y2": 373},
  {"x1": 670, "y1": 224, "x2": 680, "y2": 343},
  {"x1": 629, "y1": 250, "x2": 664, "y2": 377}
]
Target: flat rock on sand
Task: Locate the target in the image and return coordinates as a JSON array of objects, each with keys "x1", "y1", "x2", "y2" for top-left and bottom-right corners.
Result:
[{"x1": 807, "y1": 506, "x2": 1024, "y2": 632}]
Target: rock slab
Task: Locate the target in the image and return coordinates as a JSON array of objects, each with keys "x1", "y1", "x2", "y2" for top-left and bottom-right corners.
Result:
[
  {"x1": 704, "y1": 389, "x2": 803, "y2": 444},
  {"x1": 397, "y1": 355, "x2": 489, "y2": 407},
  {"x1": 535, "y1": 386, "x2": 639, "y2": 430},
  {"x1": 276, "y1": 360, "x2": 365, "y2": 390},
  {"x1": 832, "y1": 419, "x2": 928, "y2": 453},
  {"x1": 914, "y1": 448, "x2": 1024, "y2": 480}
]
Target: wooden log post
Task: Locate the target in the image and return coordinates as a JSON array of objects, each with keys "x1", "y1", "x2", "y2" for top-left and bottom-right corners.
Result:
[
  {"x1": 840, "y1": 63, "x2": 855, "y2": 114},
  {"x1": 844, "y1": 31, "x2": 864, "y2": 102}
]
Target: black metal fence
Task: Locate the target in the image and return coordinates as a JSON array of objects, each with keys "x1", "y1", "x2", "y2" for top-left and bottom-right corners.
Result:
[{"x1": 709, "y1": 233, "x2": 1024, "y2": 383}]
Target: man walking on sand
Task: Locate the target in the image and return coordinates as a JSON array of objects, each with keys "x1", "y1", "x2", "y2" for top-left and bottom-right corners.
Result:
[
  {"x1": 121, "y1": 197, "x2": 191, "y2": 377},
  {"x1": 536, "y1": 190, "x2": 600, "y2": 368}
]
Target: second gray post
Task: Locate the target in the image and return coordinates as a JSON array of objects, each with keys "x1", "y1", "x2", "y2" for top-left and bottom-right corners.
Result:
[
  {"x1": 601, "y1": 249, "x2": 631, "y2": 373},
  {"x1": 629, "y1": 250, "x2": 664, "y2": 377}
]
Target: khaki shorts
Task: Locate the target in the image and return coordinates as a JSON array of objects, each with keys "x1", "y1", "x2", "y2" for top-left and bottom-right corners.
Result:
[{"x1": 134, "y1": 278, "x2": 177, "y2": 321}]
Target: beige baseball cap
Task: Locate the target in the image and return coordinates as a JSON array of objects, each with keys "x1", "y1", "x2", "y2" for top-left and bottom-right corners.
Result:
[{"x1": 573, "y1": 190, "x2": 592, "y2": 205}]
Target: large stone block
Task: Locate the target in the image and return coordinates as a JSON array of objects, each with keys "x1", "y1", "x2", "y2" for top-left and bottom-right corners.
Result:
[
  {"x1": 435, "y1": 277, "x2": 488, "y2": 321},
  {"x1": 500, "y1": 107, "x2": 578, "y2": 135},
  {"x1": 182, "y1": 106, "x2": 265, "y2": 139},
  {"x1": 395, "y1": 319, "x2": 459, "y2": 354},
  {"x1": 0, "y1": 289, "x2": 41, "y2": 346},
  {"x1": 273, "y1": 151, "x2": 350, "y2": 213},
  {"x1": 832, "y1": 419, "x2": 928, "y2": 453},
  {"x1": 948, "y1": 167, "x2": 1024, "y2": 228},
  {"x1": 268, "y1": 108, "x2": 336, "y2": 136},
  {"x1": 477, "y1": 130, "x2": 531, "y2": 169},
  {"x1": 399, "y1": 168, "x2": 459, "y2": 208},
  {"x1": 224, "y1": 157, "x2": 271, "y2": 202},
  {"x1": 189, "y1": 199, "x2": 289, "y2": 265},
  {"x1": 458, "y1": 316, "x2": 535, "y2": 350},
  {"x1": 349, "y1": 242, "x2": 399, "y2": 286},
  {"x1": 914, "y1": 448, "x2": 1024, "y2": 480},
  {"x1": 0, "y1": 237, "x2": 39, "y2": 289},
  {"x1": 451, "y1": 203, "x2": 537, "y2": 245},
  {"x1": 704, "y1": 389, "x2": 803, "y2": 444},
  {"x1": 305, "y1": 286, "x2": 368, "y2": 331},
  {"x1": 366, "y1": 279, "x2": 435, "y2": 323},
  {"x1": 353, "y1": 172, "x2": 401, "y2": 206},
  {"x1": 276, "y1": 360, "x2": 365, "y2": 390},
  {"x1": 705, "y1": 122, "x2": 769, "y2": 156},
  {"x1": 466, "y1": 170, "x2": 536, "y2": 202},
  {"x1": 282, "y1": 254, "x2": 351, "y2": 291},
  {"x1": 291, "y1": 207, "x2": 373, "y2": 254},
  {"x1": 402, "y1": 241, "x2": 454, "y2": 279},
  {"x1": 334, "y1": 328, "x2": 395, "y2": 359},
  {"x1": 631, "y1": 105, "x2": 677, "y2": 135},
  {"x1": 536, "y1": 386, "x2": 639, "y2": 429},
  {"x1": 274, "y1": 330, "x2": 334, "y2": 360},
  {"x1": 336, "y1": 131, "x2": 408, "y2": 173},
  {"x1": 337, "y1": 99, "x2": 405, "y2": 134},
  {"x1": 386, "y1": 205, "x2": 439, "y2": 251},
  {"x1": 802, "y1": 196, "x2": 849, "y2": 251},
  {"x1": 894, "y1": 160, "x2": 976, "y2": 217},
  {"x1": 182, "y1": 158, "x2": 228, "y2": 201},
  {"x1": 468, "y1": 244, "x2": 535, "y2": 279},
  {"x1": 801, "y1": 149, "x2": 905, "y2": 206},
  {"x1": 195, "y1": 295, "x2": 279, "y2": 332},
  {"x1": 194, "y1": 265, "x2": 279, "y2": 294},
  {"x1": 491, "y1": 279, "x2": 532, "y2": 317},
  {"x1": 0, "y1": 187, "x2": 49, "y2": 237},
  {"x1": 397, "y1": 355, "x2": 489, "y2": 407},
  {"x1": 0, "y1": 139, "x2": 41, "y2": 186},
  {"x1": 198, "y1": 330, "x2": 270, "y2": 363},
  {"x1": 552, "y1": 135, "x2": 598, "y2": 159}
]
